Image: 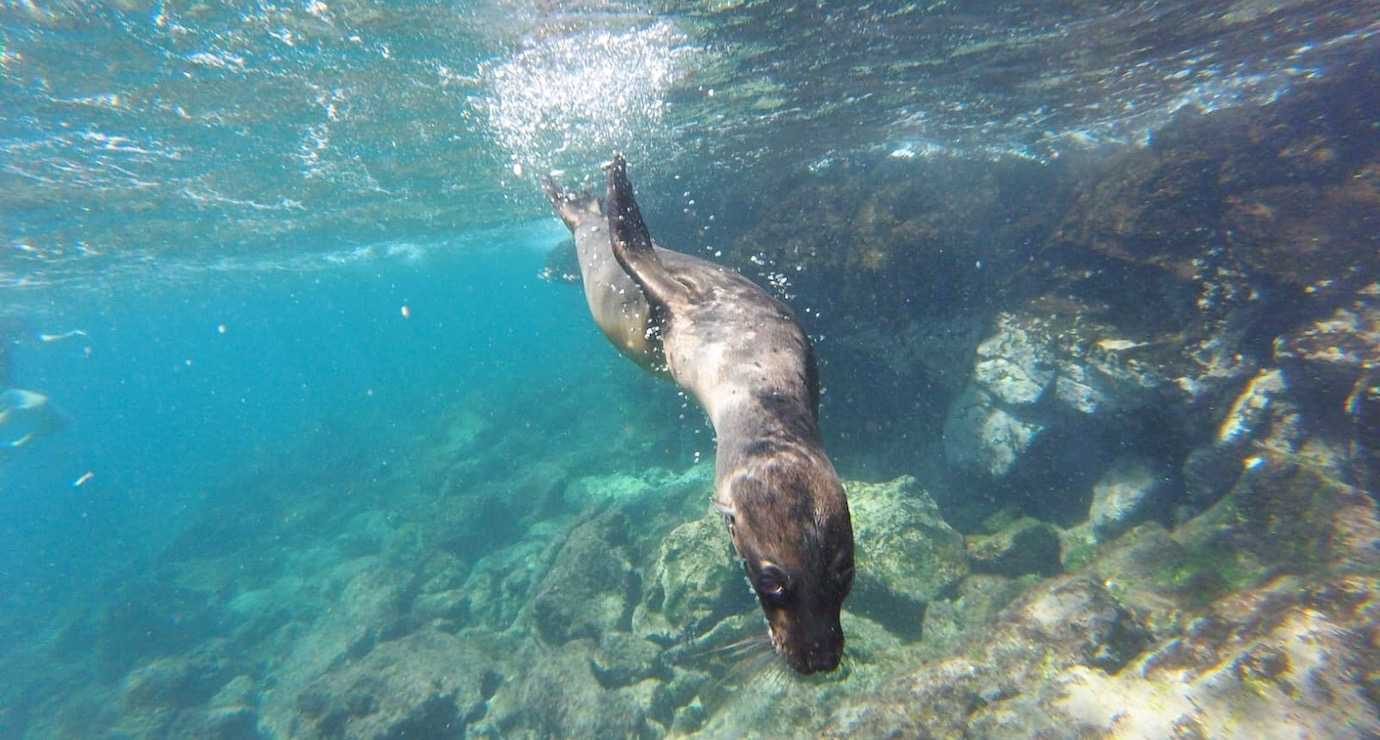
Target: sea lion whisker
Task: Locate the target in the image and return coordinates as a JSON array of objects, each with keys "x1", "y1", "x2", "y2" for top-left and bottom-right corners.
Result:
[
  {"x1": 690, "y1": 635, "x2": 770, "y2": 658},
  {"x1": 715, "y1": 645, "x2": 778, "y2": 691}
]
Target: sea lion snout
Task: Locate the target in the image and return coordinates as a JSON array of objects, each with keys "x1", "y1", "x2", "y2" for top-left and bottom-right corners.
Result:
[
  {"x1": 729, "y1": 463, "x2": 855, "y2": 674},
  {"x1": 769, "y1": 609, "x2": 845, "y2": 674}
]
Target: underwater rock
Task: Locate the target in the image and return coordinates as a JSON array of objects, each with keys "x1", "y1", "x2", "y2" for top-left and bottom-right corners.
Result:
[
  {"x1": 920, "y1": 574, "x2": 1029, "y2": 654},
  {"x1": 1273, "y1": 285, "x2": 1380, "y2": 382},
  {"x1": 257, "y1": 558, "x2": 413, "y2": 737},
  {"x1": 530, "y1": 511, "x2": 638, "y2": 645},
  {"x1": 822, "y1": 574, "x2": 1149, "y2": 737},
  {"x1": 433, "y1": 490, "x2": 524, "y2": 564},
  {"x1": 165, "y1": 675, "x2": 260, "y2": 740},
  {"x1": 560, "y1": 465, "x2": 711, "y2": 518},
  {"x1": 411, "y1": 588, "x2": 469, "y2": 625},
  {"x1": 847, "y1": 477, "x2": 968, "y2": 636},
  {"x1": 631, "y1": 512, "x2": 740, "y2": 645},
  {"x1": 942, "y1": 312, "x2": 1173, "y2": 483},
  {"x1": 1054, "y1": 62, "x2": 1379, "y2": 304},
  {"x1": 115, "y1": 643, "x2": 251, "y2": 740},
  {"x1": 971, "y1": 317, "x2": 1055, "y2": 407},
  {"x1": 591, "y1": 631, "x2": 667, "y2": 688},
  {"x1": 942, "y1": 385, "x2": 1044, "y2": 478},
  {"x1": 1084, "y1": 523, "x2": 1206, "y2": 636},
  {"x1": 1089, "y1": 456, "x2": 1172, "y2": 541},
  {"x1": 965, "y1": 517, "x2": 1062, "y2": 578},
  {"x1": 457, "y1": 534, "x2": 560, "y2": 632},
  {"x1": 170, "y1": 705, "x2": 260, "y2": 740},
  {"x1": 972, "y1": 574, "x2": 1380, "y2": 739},
  {"x1": 1273, "y1": 284, "x2": 1380, "y2": 472},
  {"x1": 485, "y1": 639, "x2": 666, "y2": 737},
  {"x1": 825, "y1": 475, "x2": 1380, "y2": 737},
  {"x1": 294, "y1": 627, "x2": 500, "y2": 739},
  {"x1": 120, "y1": 645, "x2": 231, "y2": 712}
]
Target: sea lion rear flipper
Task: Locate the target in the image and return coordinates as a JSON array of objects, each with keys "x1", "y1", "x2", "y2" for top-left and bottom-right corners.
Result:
[
  {"x1": 541, "y1": 176, "x2": 602, "y2": 231},
  {"x1": 604, "y1": 154, "x2": 693, "y2": 308}
]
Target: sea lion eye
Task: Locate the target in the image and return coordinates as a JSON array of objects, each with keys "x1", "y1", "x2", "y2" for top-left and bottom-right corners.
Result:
[{"x1": 757, "y1": 565, "x2": 789, "y2": 603}]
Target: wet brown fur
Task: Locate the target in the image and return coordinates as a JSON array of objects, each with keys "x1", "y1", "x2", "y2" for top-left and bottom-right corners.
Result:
[{"x1": 543, "y1": 156, "x2": 854, "y2": 674}]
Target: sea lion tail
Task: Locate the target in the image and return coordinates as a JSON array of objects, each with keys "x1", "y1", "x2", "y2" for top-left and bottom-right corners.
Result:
[
  {"x1": 604, "y1": 154, "x2": 693, "y2": 307},
  {"x1": 541, "y1": 176, "x2": 601, "y2": 231}
]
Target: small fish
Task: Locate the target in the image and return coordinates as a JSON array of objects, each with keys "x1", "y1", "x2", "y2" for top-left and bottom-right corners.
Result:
[
  {"x1": 0, "y1": 388, "x2": 48, "y2": 410},
  {"x1": 73, "y1": 471, "x2": 94, "y2": 487},
  {"x1": 38, "y1": 329, "x2": 87, "y2": 343},
  {"x1": 8, "y1": 432, "x2": 33, "y2": 448}
]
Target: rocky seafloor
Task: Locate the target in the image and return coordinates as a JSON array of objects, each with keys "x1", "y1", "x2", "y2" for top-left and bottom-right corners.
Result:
[{"x1": 3, "y1": 53, "x2": 1379, "y2": 740}]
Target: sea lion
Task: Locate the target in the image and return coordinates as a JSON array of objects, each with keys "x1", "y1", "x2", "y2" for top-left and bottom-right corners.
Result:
[{"x1": 543, "y1": 156, "x2": 854, "y2": 674}]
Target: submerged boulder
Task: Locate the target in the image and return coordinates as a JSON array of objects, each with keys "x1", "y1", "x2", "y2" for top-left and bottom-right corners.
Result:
[
  {"x1": 1089, "y1": 456, "x2": 1173, "y2": 541},
  {"x1": 941, "y1": 312, "x2": 1177, "y2": 485},
  {"x1": 485, "y1": 639, "x2": 668, "y2": 737},
  {"x1": 920, "y1": 573, "x2": 1030, "y2": 654},
  {"x1": 965, "y1": 517, "x2": 1062, "y2": 578},
  {"x1": 847, "y1": 477, "x2": 969, "y2": 636},
  {"x1": 632, "y1": 512, "x2": 741, "y2": 645},
  {"x1": 294, "y1": 628, "x2": 500, "y2": 739},
  {"x1": 823, "y1": 574, "x2": 1150, "y2": 737},
  {"x1": 943, "y1": 385, "x2": 1045, "y2": 478},
  {"x1": 530, "y1": 511, "x2": 638, "y2": 645}
]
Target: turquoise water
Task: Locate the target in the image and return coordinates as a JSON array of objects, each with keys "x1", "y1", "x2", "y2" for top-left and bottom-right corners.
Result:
[
  {"x1": 3, "y1": 2, "x2": 1379, "y2": 738},
  {"x1": 2, "y1": 222, "x2": 575, "y2": 606}
]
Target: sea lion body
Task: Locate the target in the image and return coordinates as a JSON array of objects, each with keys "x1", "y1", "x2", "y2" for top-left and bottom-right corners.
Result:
[
  {"x1": 544, "y1": 189, "x2": 657, "y2": 365},
  {"x1": 544, "y1": 158, "x2": 854, "y2": 674}
]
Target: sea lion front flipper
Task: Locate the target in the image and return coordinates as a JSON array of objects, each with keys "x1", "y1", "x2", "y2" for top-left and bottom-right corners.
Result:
[
  {"x1": 604, "y1": 155, "x2": 694, "y2": 308},
  {"x1": 541, "y1": 176, "x2": 602, "y2": 231}
]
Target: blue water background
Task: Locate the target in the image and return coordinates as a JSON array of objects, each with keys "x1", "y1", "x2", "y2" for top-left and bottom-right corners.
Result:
[{"x1": 0, "y1": 221, "x2": 586, "y2": 630}]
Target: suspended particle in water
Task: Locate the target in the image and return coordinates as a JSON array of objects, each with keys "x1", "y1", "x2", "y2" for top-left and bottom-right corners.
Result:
[
  {"x1": 400, "y1": 305, "x2": 411, "y2": 319},
  {"x1": 512, "y1": 162, "x2": 524, "y2": 178},
  {"x1": 217, "y1": 323, "x2": 228, "y2": 335}
]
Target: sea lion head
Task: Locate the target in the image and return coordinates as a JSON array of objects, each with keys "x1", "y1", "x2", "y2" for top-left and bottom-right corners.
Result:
[{"x1": 719, "y1": 455, "x2": 854, "y2": 675}]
